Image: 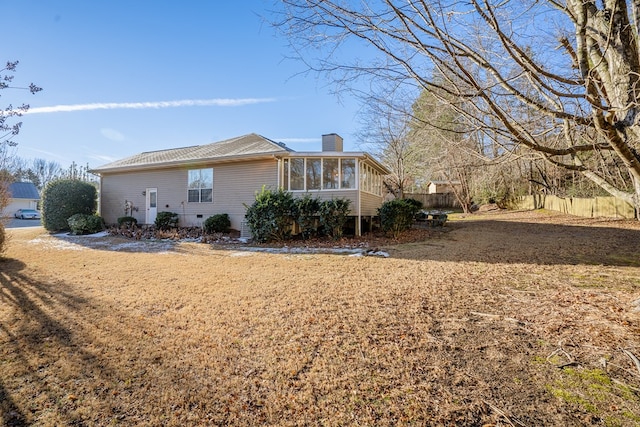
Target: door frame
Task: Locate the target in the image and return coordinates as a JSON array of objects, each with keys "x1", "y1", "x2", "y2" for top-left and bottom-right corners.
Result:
[{"x1": 145, "y1": 187, "x2": 158, "y2": 225}]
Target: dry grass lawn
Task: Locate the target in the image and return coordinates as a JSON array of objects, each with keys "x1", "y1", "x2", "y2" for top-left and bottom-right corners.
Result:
[{"x1": 1, "y1": 209, "x2": 640, "y2": 426}]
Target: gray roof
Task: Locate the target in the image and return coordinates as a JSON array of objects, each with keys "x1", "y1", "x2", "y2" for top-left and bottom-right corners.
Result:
[
  {"x1": 9, "y1": 182, "x2": 40, "y2": 199},
  {"x1": 92, "y1": 133, "x2": 292, "y2": 173}
]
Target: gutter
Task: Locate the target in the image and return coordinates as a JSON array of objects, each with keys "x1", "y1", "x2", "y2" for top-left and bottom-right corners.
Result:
[{"x1": 90, "y1": 151, "x2": 288, "y2": 175}]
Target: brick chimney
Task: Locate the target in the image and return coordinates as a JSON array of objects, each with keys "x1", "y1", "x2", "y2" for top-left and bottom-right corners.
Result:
[{"x1": 322, "y1": 133, "x2": 343, "y2": 152}]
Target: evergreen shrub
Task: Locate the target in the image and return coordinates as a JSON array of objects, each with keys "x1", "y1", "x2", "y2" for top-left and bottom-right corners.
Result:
[
  {"x1": 293, "y1": 194, "x2": 320, "y2": 240},
  {"x1": 378, "y1": 199, "x2": 420, "y2": 238},
  {"x1": 203, "y1": 213, "x2": 231, "y2": 234},
  {"x1": 154, "y1": 211, "x2": 179, "y2": 230},
  {"x1": 117, "y1": 216, "x2": 138, "y2": 228},
  {"x1": 67, "y1": 213, "x2": 105, "y2": 235},
  {"x1": 42, "y1": 180, "x2": 97, "y2": 232},
  {"x1": 244, "y1": 186, "x2": 294, "y2": 242},
  {"x1": 318, "y1": 198, "x2": 351, "y2": 240}
]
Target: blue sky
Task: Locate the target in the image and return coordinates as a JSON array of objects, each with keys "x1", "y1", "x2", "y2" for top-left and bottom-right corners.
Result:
[{"x1": 4, "y1": 1, "x2": 366, "y2": 168}]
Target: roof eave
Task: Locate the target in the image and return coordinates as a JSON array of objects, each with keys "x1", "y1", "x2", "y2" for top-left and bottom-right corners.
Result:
[{"x1": 90, "y1": 151, "x2": 286, "y2": 175}]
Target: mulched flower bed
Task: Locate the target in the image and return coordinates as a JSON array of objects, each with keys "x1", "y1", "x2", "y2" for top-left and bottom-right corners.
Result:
[{"x1": 107, "y1": 223, "x2": 449, "y2": 249}]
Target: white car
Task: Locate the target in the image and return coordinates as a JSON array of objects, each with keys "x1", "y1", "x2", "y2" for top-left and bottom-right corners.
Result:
[{"x1": 14, "y1": 209, "x2": 41, "y2": 219}]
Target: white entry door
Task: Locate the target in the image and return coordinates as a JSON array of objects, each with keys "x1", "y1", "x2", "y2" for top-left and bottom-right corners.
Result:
[{"x1": 146, "y1": 188, "x2": 158, "y2": 225}]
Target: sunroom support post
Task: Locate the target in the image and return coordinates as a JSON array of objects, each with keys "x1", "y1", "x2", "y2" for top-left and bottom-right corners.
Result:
[{"x1": 356, "y1": 160, "x2": 362, "y2": 236}]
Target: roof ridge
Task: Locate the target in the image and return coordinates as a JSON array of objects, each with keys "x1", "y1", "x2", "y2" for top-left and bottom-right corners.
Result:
[
  {"x1": 140, "y1": 145, "x2": 199, "y2": 155},
  {"x1": 91, "y1": 133, "x2": 292, "y2": 172}
]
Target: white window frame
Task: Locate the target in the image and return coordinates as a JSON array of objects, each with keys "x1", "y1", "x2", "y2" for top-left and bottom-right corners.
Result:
[
  {"x1": 284, "y1": 157, "x2": 359, "y2": 192},
  {"x1": 188, "y1": 168, "x2": 213, "y2": 203}
]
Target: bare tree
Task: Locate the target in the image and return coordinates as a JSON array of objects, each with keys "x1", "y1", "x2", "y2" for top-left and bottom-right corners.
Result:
[
  {"x1": 0, "y1": 60, "x2": 40, "y2": 254},
  {"x1": 358, "y1": 100, "x2": 427, "y2": 198},
  {"x1": 407, "y1": 86, "x2": 481, "y2": 211},
  {"x1": 0, "y1": 61, "x2": 41, "y2": 159},
  {"x1": 61, "y1": 161, "x2": 98, "y2": 185},
  {"x1": 0, "y1": 61, "x2": 41, "y2": 207},
  {"x1": 29, "y1": 158, "x2": 63, "y2": 190},
  {"x1": 277, "y1": 0, "x2": 640, "y2": 216}
]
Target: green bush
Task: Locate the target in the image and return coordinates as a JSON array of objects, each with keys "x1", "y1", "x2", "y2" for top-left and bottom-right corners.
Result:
[
  {"x1": 117, "y1": 216, "x2": 138, "y2": 228},
  {"x1": 403, "y1": 198, "x2": 424, "y2": 213},
  {"x1": 318, "y1": 198, "x2": 351, "y2": 240},
  {"x1": 293, "y1": 194, "x2": 320, "y2": 240},
  {"x1": 154, "y1": 211, "x2": 179, "y2": 230},
  {"x1": 378, "y1": 199, "x2": 420, "y2": 238},
  {"x1": 67, "y1": 213, "x2": 105, "y2": 235},
  {"x1": 42, "y1": 180, "x2": 97, "y2": 232},
  {"x1": 203, "y1": 213, "x2": 231, "y2": 234},
  {"x1": 244, "y1": 186, "x2": 295, "y2": 242}
]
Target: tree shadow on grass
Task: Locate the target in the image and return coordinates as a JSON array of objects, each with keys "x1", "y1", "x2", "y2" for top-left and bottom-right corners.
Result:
[
  {"x1": 391, "y1": 217, "x2": 640, "y2": 267},
  {"x1": 0, "y1": 257, "x2": 135, "y2": 425}
]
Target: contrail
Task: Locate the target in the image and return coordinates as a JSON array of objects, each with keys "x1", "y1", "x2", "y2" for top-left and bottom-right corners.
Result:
[{"x1": 25, "y1": 98, "x2": 277, "y2": 114}]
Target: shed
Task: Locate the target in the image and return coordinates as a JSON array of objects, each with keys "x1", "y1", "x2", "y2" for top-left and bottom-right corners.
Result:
[{"x1": 427, "y1": 180, "x2": 461, "y2": 194}]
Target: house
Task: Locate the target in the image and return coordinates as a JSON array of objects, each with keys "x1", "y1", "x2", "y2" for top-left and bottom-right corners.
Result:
[
  {"x1": 426, "y1": 180, "x2": 461, "y2": 195},
  {"x1": 90, "y1": 133, "x2": 390, "y2": 236},
  {"x1": 1, "y1": 182, "x2": 40, "y2": 217}
]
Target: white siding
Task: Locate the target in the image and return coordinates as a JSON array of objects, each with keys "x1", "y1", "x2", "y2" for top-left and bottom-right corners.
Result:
[
  {"x1": 99, "y1": 159, "x2": 279, "y2": 230},
  {"x1": 99, "y1": 155, "x2": 387, "y2": 234},
  {"x1": 360, "y1": 192, "x2": 384, "y2": 216}
]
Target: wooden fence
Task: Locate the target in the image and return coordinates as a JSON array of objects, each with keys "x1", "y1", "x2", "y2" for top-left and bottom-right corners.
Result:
[
  {"x1": 517, "y1": 195, "x2": 635, "y2": 219},
  {"x1": 404, "y1": 193, "x2": 636, "y2": 219},
  {"x1": 404, "y1": 192, "x2": 461, "y2": 209}
]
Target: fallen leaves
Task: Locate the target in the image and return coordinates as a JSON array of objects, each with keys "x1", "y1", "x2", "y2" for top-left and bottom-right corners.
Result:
[{"x1": 2, "y1": 210, "x2": 640, "y2": 425}]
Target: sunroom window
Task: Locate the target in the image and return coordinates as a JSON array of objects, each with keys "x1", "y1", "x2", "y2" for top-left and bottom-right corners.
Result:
[
  {"x1": 306, "y1": 158, "x2": 321, "y2": 190},
  {"x1": 341, "y1": 159, "x2": 355, "y2": 189},
  {"x1": 290, "y1": 158, "x2": 304, "y2": 190},
  {"x1": 323, "y1": 159, "x2": 339, "y2": 189},
  {"x1": 283, "y1": 157, "x2": 360, "y2": 191}
]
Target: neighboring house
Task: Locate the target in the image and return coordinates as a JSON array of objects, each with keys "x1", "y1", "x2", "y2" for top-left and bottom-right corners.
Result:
[
  {"x1": 2, "y1": 182, "x2": 40, "y2": 217},
  {"x1": 90, "y1": 133, "x2": 390, "y2": 236},
  {"x1": 426, "y1": 180, "x2": 461, "y2": 194}
]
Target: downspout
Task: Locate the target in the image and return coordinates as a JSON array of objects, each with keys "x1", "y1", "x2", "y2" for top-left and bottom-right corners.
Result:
[
  {"x1": 97, "y1": 174, "x2": 103, "y2": 216},
  {"x1": 357, "y1": 160, "x2": 362, "y2": 236}
]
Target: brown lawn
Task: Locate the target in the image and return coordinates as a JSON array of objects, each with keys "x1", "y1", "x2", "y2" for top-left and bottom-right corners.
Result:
[{"x1": 1, "y1": 209, "x2": 640, "y2": 426}]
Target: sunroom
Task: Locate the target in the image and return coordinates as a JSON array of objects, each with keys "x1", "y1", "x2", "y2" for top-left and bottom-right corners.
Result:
[{"x1": 277, "y1": 134, "x2": 389, "y2": 235}]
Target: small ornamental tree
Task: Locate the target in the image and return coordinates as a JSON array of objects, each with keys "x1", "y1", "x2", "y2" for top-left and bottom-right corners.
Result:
[
  {"x1": 42, "y1": 179, "x2": 97, "y2": 232},
  {"x1": 0, "y1": 60, "x2": 42, "y2": 252},
  {"x1": 244, "y1": 186, "x2": 295, "y2": 242}
]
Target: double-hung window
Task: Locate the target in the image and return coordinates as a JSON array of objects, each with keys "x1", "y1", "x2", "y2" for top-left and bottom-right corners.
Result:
[{"x1": 188, "y1": 168, "x2": 213, "y2": 203}]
